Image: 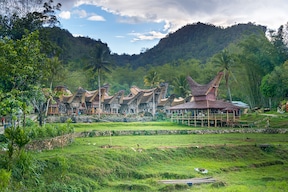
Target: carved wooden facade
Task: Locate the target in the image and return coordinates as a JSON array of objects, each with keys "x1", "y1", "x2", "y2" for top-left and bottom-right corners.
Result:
[{"x1": 46, "y1": 83, "x2": 183, "y2": 116}]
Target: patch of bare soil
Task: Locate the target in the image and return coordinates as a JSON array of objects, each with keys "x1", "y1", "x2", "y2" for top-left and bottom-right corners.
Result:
[{"x1": 159, "y1": 177, "x2": 216, "y2": 185}]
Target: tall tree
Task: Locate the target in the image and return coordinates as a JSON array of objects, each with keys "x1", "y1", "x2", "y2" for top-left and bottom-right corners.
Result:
[
  {"x1": 261, "y1": 61, "x2": 288, "y2": 107},
  {"x1": 144, "y1": 70, "x2": 162, "y2": 118},
  {"x1": 44, "y1": 56, "x2": 64, "y2": 89},
  {"x1": 237, "y1": 34, "x2": 277, "y2": 107},
  {"x1": 269, "y1": 24, "x2": 288, "y2": 65},
  {"x1": 0, "y1": 0, "x2": 61, "y2": 39},
  {"x1": 0, "y1": 31, "x2": 46, "y2": 126},
  {"x1": 213, "y1": 49, "x2": 235, "y2": 102},
  {"x1": 85, "y1": 46, "x2": 112, "y2": 118}
]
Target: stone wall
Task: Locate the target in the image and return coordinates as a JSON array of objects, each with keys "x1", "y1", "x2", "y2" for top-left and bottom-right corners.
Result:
[
  {"x1": 78, "y1": 128, "x2": 288, "y2": 137},
  {"x1": 46, "y1": 115, "x2": 152, "y2": 123},
  {"x1": 25, "y1": 134, "x2": 74, "y2": 151},
  {"x1": 24, "y1": 128, "x2": 288, "y2": 151}
]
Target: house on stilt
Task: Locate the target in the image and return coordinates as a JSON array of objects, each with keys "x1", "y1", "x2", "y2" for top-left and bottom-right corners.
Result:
[{"x1": 168, "y1": 72, "x2": 240, "y2": 127}]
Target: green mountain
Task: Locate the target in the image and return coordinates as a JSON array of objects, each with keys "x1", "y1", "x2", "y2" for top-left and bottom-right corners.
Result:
[
  {"x1": 112, "y1": 22, "x2": 267, "y2": 67},
  {"x1": 39, "y1": 27, "x2": 110, "y2": 66},
  {"x1": 40, "y1": 22, "x2": 266, "y2": 68}
]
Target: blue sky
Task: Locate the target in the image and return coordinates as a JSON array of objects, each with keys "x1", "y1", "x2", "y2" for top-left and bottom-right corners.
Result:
[{"x1": 56, "y1": 0, "x2": 288, "y2": 55}]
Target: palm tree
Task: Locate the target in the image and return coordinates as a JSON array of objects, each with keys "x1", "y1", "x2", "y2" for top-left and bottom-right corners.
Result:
[
  {"x1": 213, "y1": 49, "x2": 236, "y2": 102},
  {"x1": 44, "y1": 57, "x2": 63, "y2": 116},
  {"x1": 45, "y1": 56, "x2": 63, "y2": 90},
  {"x1": 85, "y1": 46, "x2": 112, "y2": 118},
  {"x1": 144, "y1": 70, "x2": 161, "y2": 118},
  {"x1": 173, "y1": 75, "x2": 190, "y2": 98}
]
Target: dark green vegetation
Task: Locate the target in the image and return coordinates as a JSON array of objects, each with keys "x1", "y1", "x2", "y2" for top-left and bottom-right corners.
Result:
[
  {"x1": 0, "y1": 2, "x2": 288, "y2": 191},
  {"x1": 1, "y1": 122, "x2": 288, "y2": 191}
]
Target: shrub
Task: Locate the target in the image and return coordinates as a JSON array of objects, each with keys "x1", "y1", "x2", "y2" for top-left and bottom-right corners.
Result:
[
  {"x1": 0, "y1": 169, "x2": 11, "y2": 190},
  {"x1": 45, "y1": 125, "x2": 57, "y2": 138},
  {"x1": 25, "y1": 118, "x2": 35, "y2": 127},
  {"x1": 36, "y1": 127, "x2": 47, "y2": 138},
  {"x1": 56, "y1": 124, "x2": 67, "y2": 136}
]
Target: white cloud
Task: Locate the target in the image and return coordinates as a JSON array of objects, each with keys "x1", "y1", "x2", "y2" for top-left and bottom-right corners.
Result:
[
  {"x1": 59, "y1": 11, "x2": 71, "y2": 19},
  {"x1": 130, "y1": 31, "x2": 166, "y2": 42},
  {"x1": 73, "y1": 9, "x2": 88, "y2": 18},
  {"x1": 62, "y1": 0, "x2": 288, "y2": 31},
  {"x1": 115, "y1": 35, "x2": 125, "y2": 38},
  {"x1": 58, "y1": 0, "x2": 288, "y2": 53},
  {"x1": 87, "y1": 15, "x2": 106, "y2": 21},
  {"x1": 72, "y1": 33, "x2": 84, "y2": 37}
]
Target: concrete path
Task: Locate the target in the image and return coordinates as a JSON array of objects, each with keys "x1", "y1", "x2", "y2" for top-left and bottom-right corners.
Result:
[{"x1": 159, "y1": 177, "x2": 216, "y2": 185}]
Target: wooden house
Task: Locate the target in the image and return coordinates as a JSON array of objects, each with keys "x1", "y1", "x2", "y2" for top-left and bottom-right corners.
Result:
[{"x1": 169, "y1": 72, "x2": 240, "y2": 127}]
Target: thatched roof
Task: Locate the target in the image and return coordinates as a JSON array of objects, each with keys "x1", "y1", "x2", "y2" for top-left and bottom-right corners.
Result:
[{"x1": 187, "y1": 72, "x2": 223, "y2": 101}]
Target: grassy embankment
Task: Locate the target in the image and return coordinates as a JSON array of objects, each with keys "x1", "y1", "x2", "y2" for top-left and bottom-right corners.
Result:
[{"x1": 31, "y1": 121, "x2": 288, "y2": 192}]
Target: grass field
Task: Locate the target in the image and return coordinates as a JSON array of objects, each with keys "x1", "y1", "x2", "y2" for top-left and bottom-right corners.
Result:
[{"x1": 29, "y1": 121, "x2": 288, "y2": 192}]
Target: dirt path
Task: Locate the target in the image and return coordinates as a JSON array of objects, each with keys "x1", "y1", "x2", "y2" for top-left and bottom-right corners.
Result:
[
  {"x1": 159, "y1": 177, "x2": 216, "y2": 185},
  {"x1": 0, "y1": 126, "x2": 4, "y2": 134}
]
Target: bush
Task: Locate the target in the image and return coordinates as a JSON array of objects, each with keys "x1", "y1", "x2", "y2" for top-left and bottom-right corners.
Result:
[
  {"x1": 36, "y1": 127, "x2": 47, "y2": 138},
  {"x1": 56, "y1": 124, "x2": 67, "y2": 136},
  {"x1": 45, "y1": 125, "x2": 57, "y2": 137},
  {"x1": 26, "y1": 123, "x2": 74, "y2": 140},
  {"x1": 0, "y1": 169, "x2": 11, "y2": 190},
  {"x1": 25, "y1": 118, "x2": 35, "y2": 127}
]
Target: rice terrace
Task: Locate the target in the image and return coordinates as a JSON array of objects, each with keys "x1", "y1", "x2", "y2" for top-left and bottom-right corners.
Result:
[{"x1": 1, "y1": 114, "x2": 288, "y2": 192}]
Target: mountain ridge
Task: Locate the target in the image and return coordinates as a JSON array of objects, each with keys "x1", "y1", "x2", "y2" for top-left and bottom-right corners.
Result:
[
  {"x1": 40, "y1": 22, "x2": 267, "y2": 68},
  {"x1": 111, "y1": 22, "x2": 267, "y2": 67}
]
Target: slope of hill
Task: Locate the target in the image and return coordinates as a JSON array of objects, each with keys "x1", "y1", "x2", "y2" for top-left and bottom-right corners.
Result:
[
  {"x1": 39, "y1": 22, "x2": 266, "y2": 69},
  {"x1": 39, "y1": 27, "x2": 110, "y2": 66},
  {"x1": 112, "y1": 22, "x2": 267, "y2": 67}
]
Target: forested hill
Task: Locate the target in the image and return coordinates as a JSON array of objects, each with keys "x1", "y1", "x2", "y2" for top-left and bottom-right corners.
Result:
[
  {"x1": 40, "y1": 22, "x2": 266, "y2": 68},
  {"x1": 112, "y1": 22, "x2": 267, "y2": 67},
  {"x1": 39, "y1": 27, "x2": 110, "y2": 65}
]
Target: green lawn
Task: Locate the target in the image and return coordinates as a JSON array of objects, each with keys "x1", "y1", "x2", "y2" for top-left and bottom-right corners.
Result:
[
  {"x1": 23, "y1": 122, "x2": 288, "y2": 191},
  {"x1": 71, "y1": 121, "x2": 191, "y2": 132}
]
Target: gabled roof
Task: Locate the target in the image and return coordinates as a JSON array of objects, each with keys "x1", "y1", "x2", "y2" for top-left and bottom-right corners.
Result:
[
  {"x1": 130, "y1": 86, "x2": 155, "y2": 96},
  {"x1": 67, "y1": 87, "x2": 87, "y2": 103},
  {"x1": 122, "y1": 91, "x2": 144, "y2": 105},
  {"x1": 158, "y1": 94, "x2": 176, "y2": 107},
  {"x1": 88, "y1": 88, "x2": 106, "y2": 102},
  {"x1": 187, "y1": 72, "x2": 223, "y2": 98},
  {"x1": 104, "y1": 90, "x2": 125, "y2": 104}
]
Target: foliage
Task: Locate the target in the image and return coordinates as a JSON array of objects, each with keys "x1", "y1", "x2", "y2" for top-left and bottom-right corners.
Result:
[
  {"x1": 172, "y1": 75, "x2": 190, "y2": 98},
  {"x1": 260, "y1": 61, "x2": 288, "y2": 107},
  {"x1": 0, "y1": 0, "x2": 61, "y2": 39},
  {"x1": 0, "y1": 31, "x2": 49, "y2": 127},
  {"x1": 236, "y1": 34, "x2": 280, "y2": 107},
  {"x1": 0, "y1": 169, "x2": 11, "y2": 191},
  {"x1": 144, "y1": 70, "x2": 162, "y2": 88},
  {"x1": 213, "y1": 49, "x2": 236, "y2": 101}
]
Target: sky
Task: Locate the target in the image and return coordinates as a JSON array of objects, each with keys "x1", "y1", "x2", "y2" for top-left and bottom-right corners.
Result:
[{"x1": 55, "y1": 0, "x2": 288, "y2": 55}]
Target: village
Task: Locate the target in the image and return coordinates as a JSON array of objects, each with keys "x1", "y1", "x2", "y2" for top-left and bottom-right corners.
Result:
[{"x1": 45, "y1": 72, "x2": 246, "y2": 127}]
